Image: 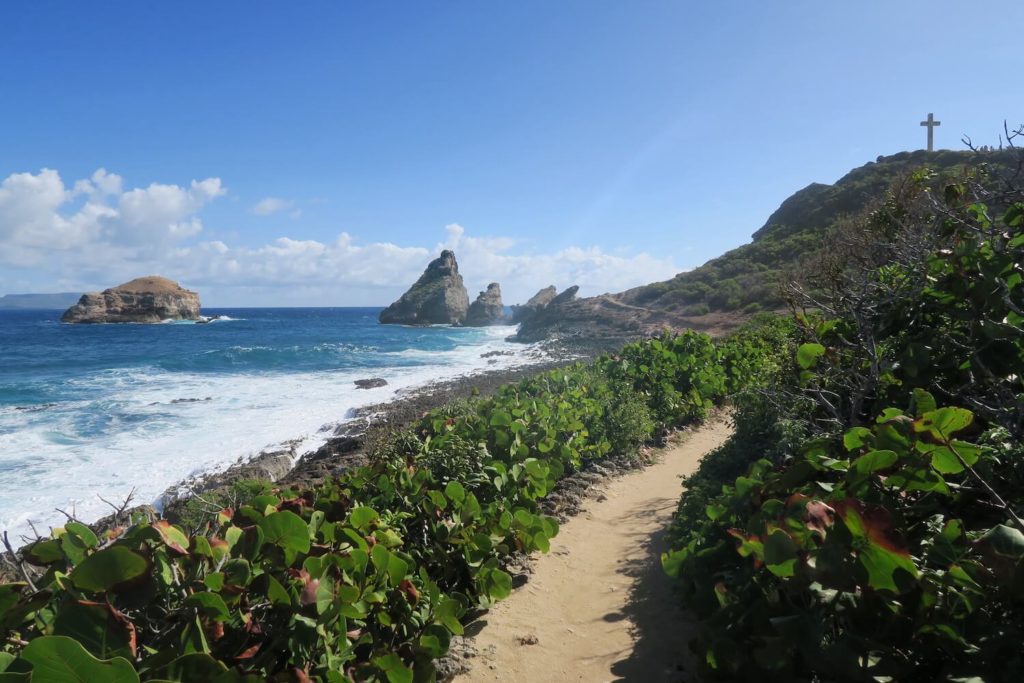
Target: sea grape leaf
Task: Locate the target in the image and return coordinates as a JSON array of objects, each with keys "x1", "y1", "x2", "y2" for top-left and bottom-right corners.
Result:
[
  {"x1": 372, "y1": 653, "x2": 412, "y2": 683},
  {"x1": 258, "y1": 511, "x2": 311, "y2": 554},
  {"x1": 763, "y1": 529, "x2": 798, "y2": 577},
  {"x1": 61, "y1": 522, "x2": 99, "y2": 565},
  {"x1": 0, "y1": 584, "x2": 26, "y2": 620},
  {"x1": 852, "y1": 449, "x2": 898, "y2": 474},
  {"x1": 912, "y1": 389, "x2": 937, "y2": 416},
  {"x1": 489, "y1": 410, "x2": 512, "y2": 427},
  {"x1": 184, "y1": 592, "x2": 230, "y2": 621},
  {"x1": 444, "y1": 481, "x2": 466, "y2": 505},
  {"x1": 152, "y1": 521, "x2": 190, "y2": 554},
  {"x1": 835, "y1": 500, "x2": 918, "y2": 591},
  {"x1": 435, "y1": 598, "x2": 464, "y2": 635},
  {"x1": 150, "y1": 652, "x2": 229, "y2": 682},
  {"x1": 349, "y1": 507, "x2": 379, "y2": 532},
  {"x1": 71, "y1": 546, "x2": 149, "y2": 592},
  {"x1": 52, "y1": 601, "x2": 136, "y2": 660},
  {"x1": 19, "y1": 635, "x2": 139, "y2": 683},
  {"x1": 978, "y1": 524, "x2": 1024, "y2": 558},
  {"x1": 843, "y1": 427, "x2": 873, "y2": 451},
  {"x1": 914, "y1": 407, "x2": 973, "y2": 441},
  {"x1": 24, "y1": 539, "x2": 65, "y2": 565},
  {"x1": 796, "y1": 343, "x2": 826, "y2": 370}
]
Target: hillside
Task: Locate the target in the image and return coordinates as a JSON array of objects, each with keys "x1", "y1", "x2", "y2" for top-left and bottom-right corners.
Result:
[
  {"x1": 516, "y1": 148, "x2": 1020, "y2": 344},
  {"x1": 620, "y1": 148, "x2": 1019, "y2": 314},
  {"x1": 0, "y1": 292, "x2": 81, "y2": 310}
]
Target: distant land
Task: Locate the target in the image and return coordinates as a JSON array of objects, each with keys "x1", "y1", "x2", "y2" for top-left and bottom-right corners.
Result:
[{"x1": 0, "y1": 292, "x2": 82, "y2": 310}]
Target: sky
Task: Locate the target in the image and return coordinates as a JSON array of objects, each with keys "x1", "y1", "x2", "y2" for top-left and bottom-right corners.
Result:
[{"x1": 1, "y1": 1, "x2": 1021, "y2": 306}]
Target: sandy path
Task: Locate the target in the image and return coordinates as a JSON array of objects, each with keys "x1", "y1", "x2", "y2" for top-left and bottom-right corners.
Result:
[{"x1": 455, "y1": 418, "x2": 732, "y2": 682}]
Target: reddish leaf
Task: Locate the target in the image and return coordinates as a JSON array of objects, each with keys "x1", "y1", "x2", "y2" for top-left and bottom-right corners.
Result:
[
  {"x1": 235, "y1": 643, "x2": 261, "y2": 660},
  {"x1": 292, "y1": 668, "x2": 314, "y2": 683},
  {"x1": 300, "y1": 578, "x2": 320, "y2": 607},
  {"x1": 153, "y1": 520, "x2": 190, "y2": 554},
  {"x1": 805, "y1": 500, "x2": 836, "y2": 539},
  {"x1": 399, "y1": 579, "x2": 420, "y2": 604}
]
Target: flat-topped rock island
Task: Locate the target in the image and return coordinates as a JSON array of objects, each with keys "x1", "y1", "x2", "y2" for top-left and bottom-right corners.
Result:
[{"x1": 60, "y1": 276, "x2": 201, "y2": 323}]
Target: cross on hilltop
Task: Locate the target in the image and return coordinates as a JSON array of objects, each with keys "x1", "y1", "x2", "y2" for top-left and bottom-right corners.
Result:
[{"x1": 920, "y1": 113, "x2": 941, "y2": 151}]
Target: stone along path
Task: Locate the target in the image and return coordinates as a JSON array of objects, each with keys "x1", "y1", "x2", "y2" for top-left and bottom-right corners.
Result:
[{"x1": 455, "y1": 417, "x2": 733, "y2": 682}]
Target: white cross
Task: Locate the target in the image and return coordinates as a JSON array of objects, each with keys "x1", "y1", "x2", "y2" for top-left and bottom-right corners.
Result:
[{"x1": 920, "y1": 113, "x2": 941, "y2": 151}]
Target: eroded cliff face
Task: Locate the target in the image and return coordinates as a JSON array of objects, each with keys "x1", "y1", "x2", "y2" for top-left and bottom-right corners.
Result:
[
  {"x1": 510, "y1": 285, "x2": 557, "y2": 324},
  {"x1": 61, "y1": 276, "x2": 201, "y2": 323},
  {"x1": 465, "y1": 283, "x2": 506, "y2": 326},
  {"x1": 378, "y1": 250, "x2": 470, "y2": 325}
]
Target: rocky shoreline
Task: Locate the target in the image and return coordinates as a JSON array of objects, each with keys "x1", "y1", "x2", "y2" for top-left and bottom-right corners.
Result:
[
  {"x1": 160, "y1": 353, "x2": 582, "y2": 519},
  {"x1": 1, "y1": 348, "x2": 586, "y2": 581}
]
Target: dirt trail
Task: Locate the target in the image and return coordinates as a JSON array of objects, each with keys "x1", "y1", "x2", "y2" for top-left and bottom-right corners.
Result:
[{"x1": 455, "y1": 418, "x2": 732, "y2": 682}]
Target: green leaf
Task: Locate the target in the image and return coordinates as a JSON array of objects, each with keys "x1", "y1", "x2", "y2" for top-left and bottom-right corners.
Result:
[
  {"x1": 349, "y1": 507, "x2": 379, "y2": 532},
  {"x1": 852, "y1": 449, "x2": 898, "y2": 474},
  {"x1": 435, "y1": 598, "x2": 464, "y2": 635},
  {"x1": 842, "y1": 427, "x2": 873, "y2": 451},
  {"x1": 258, "y1": 511, "x2": 311, "y2": 554},
  {"x1": 489, "y1": 410, "x2": 512, "y2": 427},
  {"x1": 19, "y1": 636, "x2": 139, "y2": 683},
  {"x1": 914, "y1": 407, "x2": 973, "y2": 441},
  {"x1": 796, "y1": 343, "x2": 825, "y2": 370},
  {"x1": 979, "y1": 524, "x2": 1024, "y2": 558},
  {"x1": 184, "y1": 592, "x2": 230, "y2": 621},
  {"x1": 444, "y1": 481, "x2": 466, "y2": 505},
  {"x1": 763, "y1": 529, "x2": 798, "y2": 577},
  {"x1": 151, "y1": 652, "x2": 229, "y2": 682},
  {"x1": 71, "y1": 546, "x2": 149, "y2": 593},
  {"x1": 152, "y1": 521, "x2": 190, "y2": 554},
  {"x1": 373, "y1": 653, "x2": 412, "y2": 683},
  {"x1": 911, "y1": 389, "x2": 937, "y2": 416},
  {"x1": 52, "y1": 601, "x2": 135, "y2": 660},
  {"x1": 61, "y1": 522, "x2": 99, "y2": 565}
]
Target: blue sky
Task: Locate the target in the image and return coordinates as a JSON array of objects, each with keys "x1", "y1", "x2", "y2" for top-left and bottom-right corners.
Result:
[{"x1": 1, "y1": 1, "x2": 1021, "y2": 305}]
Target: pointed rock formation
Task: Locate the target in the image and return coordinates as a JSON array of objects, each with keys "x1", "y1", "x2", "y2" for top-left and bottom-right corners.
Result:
[
  {"x1": 61, "y1": 276, "x2": 201, "y2": 323},
  {"x1": 379, "y1": 250, "x2": 470, "y2": 325},
  {"x1": 465, "y1": 283, "x2": 507, "y2": 326},
  {"x1": 510, "y1": 285, "x2": 557, "y2": 323}
]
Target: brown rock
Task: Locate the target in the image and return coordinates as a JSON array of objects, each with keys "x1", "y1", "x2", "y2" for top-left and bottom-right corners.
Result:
[
  {"x1": 465, "y1": 283, "x2": 507, "y2": 326},
  {"x1": 61, "y1": 276, "x2": 201, "y2": 324},
  {"x1": 379, "y1": 250, "x2": 470, "y2": 325}
]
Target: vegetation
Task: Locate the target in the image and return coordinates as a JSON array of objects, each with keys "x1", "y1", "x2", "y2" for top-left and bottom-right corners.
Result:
[
  {"x1": 663, "y1": 143, "x2": 1024, "y2": 681},
  {"x1": 0, "y1": 326, "x2": 771, "y2": 681},
  {"x1": 3, "y1": 143, "x2": 1022, "y2": 682},
  {"x1": 621, "y1": 148, "x2": 1021, "y2": 315}
]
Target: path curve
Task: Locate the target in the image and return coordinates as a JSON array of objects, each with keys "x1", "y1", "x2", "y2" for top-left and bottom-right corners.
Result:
[{"x1": 455, "y1": 417, "x2": 732, "y2": 682}]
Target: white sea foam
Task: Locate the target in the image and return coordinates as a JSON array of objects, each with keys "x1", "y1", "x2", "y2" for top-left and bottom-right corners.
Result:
[{"x1": 0, "y1": 327, "x2": 545, "y2": 539}]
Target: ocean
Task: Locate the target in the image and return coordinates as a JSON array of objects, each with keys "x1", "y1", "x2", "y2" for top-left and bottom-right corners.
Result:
[{"x1": 0, "y1": 308, "x2": 541, "y2": 540}]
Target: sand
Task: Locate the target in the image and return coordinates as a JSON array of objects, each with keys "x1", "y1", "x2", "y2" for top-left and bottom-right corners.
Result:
[{"x1": 454, "y1": 417, "x2": 732, "y2": 682}]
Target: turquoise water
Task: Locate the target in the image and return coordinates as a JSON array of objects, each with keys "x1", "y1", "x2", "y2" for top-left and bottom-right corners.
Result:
[{"x1": 0, "y1": 308, "x2": 533, "y2": 537}]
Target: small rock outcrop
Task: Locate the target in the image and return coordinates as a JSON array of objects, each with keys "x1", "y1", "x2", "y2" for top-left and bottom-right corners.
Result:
[
  {"x1": 379, "y1": 250, "x2": 470, "y2": 325},
  {"x1": 465, "y1": 283, "x2": 507, "y2": 326},
  {"x1": 510, "y1": 285, "x2": 557, "y2": 323},
  {"x1": 61, "y1": 276, "x2": 201, "y2": 324},
  {"x1": 354, "y1": 378, "x2": 388, "y2": 389},
  {"x1": 548, "y1": 285, "x2": 579, "y2": 307}
]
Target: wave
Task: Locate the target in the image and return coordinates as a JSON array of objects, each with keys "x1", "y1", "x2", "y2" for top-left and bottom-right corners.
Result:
[{"x1": 0, "y1": 330, "x2": 547, "y2": 539}]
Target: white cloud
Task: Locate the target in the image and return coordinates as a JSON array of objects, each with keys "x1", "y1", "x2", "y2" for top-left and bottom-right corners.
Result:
[
  {"x1": 251, "y1": 197, "x2": 293, "y2": 216},
  {"x1": 0, "y1": 167, "x2": 680, "y2": 306},
  {"x1": 0, "y1": 168, "x2": 224, "y2": 258}
]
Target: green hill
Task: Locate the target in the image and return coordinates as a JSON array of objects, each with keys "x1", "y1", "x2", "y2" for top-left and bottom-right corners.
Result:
[{"x1": 617, "y1": 148, "x2": 1020, "y2": 315}]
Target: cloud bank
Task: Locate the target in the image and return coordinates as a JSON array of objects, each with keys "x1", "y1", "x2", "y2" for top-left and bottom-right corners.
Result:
[{"x1": 0, "y1": 168, "x2": 680, "y2": 306}]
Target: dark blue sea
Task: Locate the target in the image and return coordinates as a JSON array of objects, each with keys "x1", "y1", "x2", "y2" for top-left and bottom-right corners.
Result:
[{"x1": 0, "y1": 308, "x2": 534, "y2": 537}]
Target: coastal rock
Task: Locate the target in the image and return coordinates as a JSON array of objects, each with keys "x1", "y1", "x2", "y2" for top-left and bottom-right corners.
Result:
[
  {"x1": 510, "y1": 285, "x2": 557, "y2": 324},
  {"x1": 379, "y1": 250, "x2": 470, "y2": 325},
  {"x1": 354, "y1": 378, "x2": 388, "y2": 389},
  {"x1": 548, "y1": 285, "x2": 579, "y2": 307},
  {"x1": 61, "y1": 276, "x2": 201, "y2": 324},
  {"x1": 465, "y1": 283, "x2": 507, "y2": 326}
]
